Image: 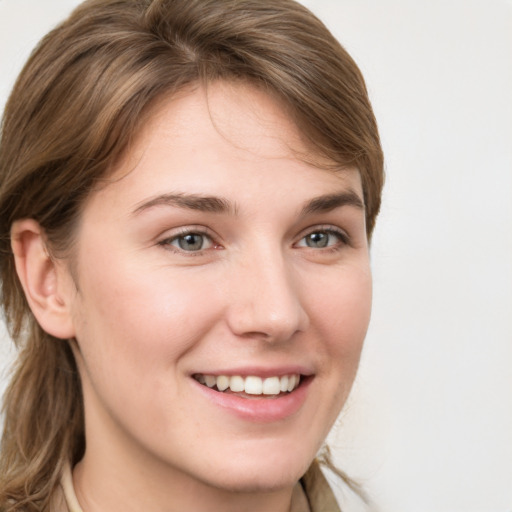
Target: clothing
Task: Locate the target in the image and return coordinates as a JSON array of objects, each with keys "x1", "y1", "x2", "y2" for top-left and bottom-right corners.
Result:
[
  {"x1": 293, "y1": 461, "x2": 342, "y2": 512},
  {"x1": 58, "y1": 460, "x2": 341, "y2": 512}
]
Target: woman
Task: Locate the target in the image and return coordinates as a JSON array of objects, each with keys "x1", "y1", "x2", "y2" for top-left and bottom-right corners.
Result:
[{"x1": 0, "y1": 0, "x2": 384, "y2": 511}]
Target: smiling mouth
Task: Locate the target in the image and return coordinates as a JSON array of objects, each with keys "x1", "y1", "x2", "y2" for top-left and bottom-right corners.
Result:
[{"x1": 193, "y1": 374, "x2": 302, "y2": 398}]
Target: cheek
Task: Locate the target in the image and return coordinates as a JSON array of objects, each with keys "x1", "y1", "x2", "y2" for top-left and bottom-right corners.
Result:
[
  {"x1": 71, "y1": 264, "x2": 226, "y2": 434},
  {"x1": 309, "y1": 264, "x2": 372, "y2": 355},
  {"x1": 306, "y1": 263, "x2": 371, "y2": 416},
  {"x1": 297, "y1": 265, "x2": 372, "y2": 446},
  {"x1": 71, "y1": 255, "x2": 224, "y2": 384}
]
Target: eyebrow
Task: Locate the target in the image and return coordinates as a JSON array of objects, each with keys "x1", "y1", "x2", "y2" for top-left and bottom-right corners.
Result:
[
  {"x1": 132, "y1": 190, "x2": 364, "y2": 217},
  {"x1": 132, "y1": 193, "x2": 237, "y2": 216},
  {"x1": 300, "y1": 191, "x2": 365, "y2": 216}
]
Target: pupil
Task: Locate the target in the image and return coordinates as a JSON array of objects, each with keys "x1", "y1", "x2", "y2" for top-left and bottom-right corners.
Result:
[
  {"x1": 179, "y1": 234, "x2": 203, "y2": 251},
  {"x1": 308, "y1": 232, "x2": 328, "y2": 248}
]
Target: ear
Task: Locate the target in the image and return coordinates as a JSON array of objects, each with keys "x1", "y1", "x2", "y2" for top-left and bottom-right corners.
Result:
[{"x1": 11, "y1": 219, "x2": 76, "y2": 339}]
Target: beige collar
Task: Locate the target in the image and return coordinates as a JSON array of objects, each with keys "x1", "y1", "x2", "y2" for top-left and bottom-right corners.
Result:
[
  {"x1": 300, "y1": 460, "x2": 341, "y2": 512},
  {"x1": 60, "y1": 464, "x2": 84, "y2": 512}
]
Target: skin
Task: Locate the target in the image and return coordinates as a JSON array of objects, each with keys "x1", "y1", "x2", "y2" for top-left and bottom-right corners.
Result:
[{"x1": 14, "y1": 81, "x2": 372, "y2": 512}]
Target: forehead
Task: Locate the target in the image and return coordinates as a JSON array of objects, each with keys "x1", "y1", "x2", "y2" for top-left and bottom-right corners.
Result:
[
  {"x1": 137, "y1": 82, "x2": 317, "y2": 160},
  {"x1": 87, "y1": 81, "x2": 363, "y2": 214},
  {"x1": 114, "y1": 80, "x2": 352, "y2": 172}
]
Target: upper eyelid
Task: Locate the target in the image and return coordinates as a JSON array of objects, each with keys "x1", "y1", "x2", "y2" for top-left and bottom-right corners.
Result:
[
  {"x1": 157, "y1": 226, "x2": 218, "y2": 248},
  {"x1": 295, "y1": 224, "x2": 348, "y2": 240},
  {"x1": 158, "y1": 225, "x2": 216, "y2": 240}
]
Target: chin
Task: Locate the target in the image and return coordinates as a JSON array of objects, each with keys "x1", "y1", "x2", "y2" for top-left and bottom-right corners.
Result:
[
  {"x1": 203, "y1": 466, "x2": 306, "y2": 494},
  {"x1": 193, "y1": 443, "x2": 315, "y2": 493}
]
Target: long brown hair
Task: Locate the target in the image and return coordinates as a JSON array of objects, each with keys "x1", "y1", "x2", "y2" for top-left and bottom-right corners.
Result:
[{"x1": 0, "y1": 1, "x2": 384, "y2": 509}]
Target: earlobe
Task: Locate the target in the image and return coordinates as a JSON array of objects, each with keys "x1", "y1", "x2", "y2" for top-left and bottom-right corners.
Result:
[{"x1": 11, "y1": 219, "x2": 76, "y2": 339}]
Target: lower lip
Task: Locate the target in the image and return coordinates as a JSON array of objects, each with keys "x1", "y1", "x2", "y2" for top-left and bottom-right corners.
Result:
[{"x1": 192, "y1": 377, "x2": 312, "y2": 423}]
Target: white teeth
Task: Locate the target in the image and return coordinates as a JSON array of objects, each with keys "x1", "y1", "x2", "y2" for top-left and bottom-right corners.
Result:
[
  {"x1": 216, "y1": 375, "x2": 230, "y2": 391},
  {"x1": 229, "y1": 375, "x2": 245, "y2": 392},
  {"x1": 204, "y1": 375, "x2": 216, "y2": 388},
  {"x1": 245, "y1": 376, "x2": 263, "y2": 395},
  {"x1": 195, "y1": 373, "x2": 301, "y2": 396},
  {"x1": 287, "y1": 374, "x2": 297, "y2": 392},
  {"x1": 263, "y1": 376, "x2": 280, "y2": 395}
]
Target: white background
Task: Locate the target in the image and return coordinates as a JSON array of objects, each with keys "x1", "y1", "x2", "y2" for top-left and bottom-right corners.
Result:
[{"x1": 1, "y1": 1, "x2": 511, "y2": 511}]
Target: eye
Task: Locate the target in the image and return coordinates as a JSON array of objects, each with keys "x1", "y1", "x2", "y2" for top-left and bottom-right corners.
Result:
[
  {"x1": 296, "y1": 228, "x2": 347, "y2": 249},
  {"x1": 161, "y1": 231, "x2": 215, "y2": 252}
]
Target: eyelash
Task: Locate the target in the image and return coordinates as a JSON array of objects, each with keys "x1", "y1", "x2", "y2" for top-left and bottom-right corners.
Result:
[
  {"x1": 158, "y1": 227, "x2": 218, "y2": 256},
  {"x1": 294, "y1": 226, "x2": 349, "y2": 251},
  {"x1": 157, "y1": 225, "x2": 349, "y2": 256}
]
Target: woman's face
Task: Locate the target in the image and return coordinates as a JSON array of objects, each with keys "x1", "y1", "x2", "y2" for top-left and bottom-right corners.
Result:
[{"x1": 64, "y1": 82, "x2": 372, "y2": 492}]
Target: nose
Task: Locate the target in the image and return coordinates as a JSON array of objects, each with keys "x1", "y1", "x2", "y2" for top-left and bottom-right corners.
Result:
[{"x1": 225, "y1": 248, "x2": 309, "y2": 343}]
